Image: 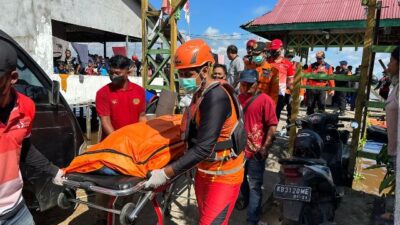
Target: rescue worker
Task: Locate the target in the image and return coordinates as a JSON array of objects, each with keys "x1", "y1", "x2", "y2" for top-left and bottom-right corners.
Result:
[
  {"x1": 305, "y1": 51, "x2": 335, "y2": 115},
  {"x1": 0, "y1": 39, "x2": 64, "y2": 225},
  {"x1": 335, "y1": 60, "x2": 352, "y2": 115},
  {"x1": 96, "y1": 55, "x2": 146, "y2": 140},
  {"x1": 237, "y1": 70, "x2": 278, "y2": 225},
  {"x1": 144, "y1": 39, "x2": 245, "y2": 225},
  {"x1": 243, "y1": 39, "x2": 256, "y2": 69},
  {"x1": 267, "y1": 39, "x2": 295, "y2": 120},
  {"x1": 247, "y1": 41, "x2": 279, "y2": 105}
]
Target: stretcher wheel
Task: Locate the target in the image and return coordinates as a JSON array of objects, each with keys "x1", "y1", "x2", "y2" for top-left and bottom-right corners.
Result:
[
  {"x1": 57, "y1": 188, "x2": 76, "y2": 209},
  {"x1": 119, "y1": 203, "x2": 136, "y2": 225}
]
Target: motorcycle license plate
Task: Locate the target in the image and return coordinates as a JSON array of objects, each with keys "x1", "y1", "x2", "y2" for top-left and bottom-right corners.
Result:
[{"x1": 274, "y1": 184, "x2": 312, "y2": 202}]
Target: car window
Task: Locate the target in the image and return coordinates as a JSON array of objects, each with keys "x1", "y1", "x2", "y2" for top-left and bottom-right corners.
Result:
[{"x1": 14, "y1": 59, "x2": 49, "y2": 104}]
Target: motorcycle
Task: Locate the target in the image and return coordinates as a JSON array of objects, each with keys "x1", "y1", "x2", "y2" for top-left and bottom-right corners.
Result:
[{"x1": 274, "y1": 113, "x2": 358, "y2": 225}]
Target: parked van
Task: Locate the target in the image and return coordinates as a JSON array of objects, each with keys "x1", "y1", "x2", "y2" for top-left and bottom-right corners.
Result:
[{"x1": 0, "y1": 30, "x2": 85, "y2": 211}]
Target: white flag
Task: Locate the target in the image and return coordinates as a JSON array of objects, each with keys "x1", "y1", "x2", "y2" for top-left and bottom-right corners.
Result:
[{"x1": 183, "y1": 1, "x2": 190, "y2": 24}]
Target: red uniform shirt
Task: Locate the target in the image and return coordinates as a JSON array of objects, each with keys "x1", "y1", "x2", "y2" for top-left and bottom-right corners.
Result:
[
  {"x1": 269, "y1": 58, "x2": 295, "y2": 96},
  {"x1": 96, "y1": 81, "x2": 146, "y2": 130},
  {"x1": 238, "y1": 93, "x2": 278, "y2": 154},
  {"x1": 0, "y1": 90, "x2": 35, "y2": 215}
]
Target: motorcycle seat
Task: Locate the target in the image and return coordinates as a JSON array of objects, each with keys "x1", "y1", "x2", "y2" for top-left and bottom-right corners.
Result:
[
  {"x1": 279, "y1": 157, "x2": 327, "y2": 166},
  {"x1": 65, "y1": 173, "x2": 144, "y2": 190}
]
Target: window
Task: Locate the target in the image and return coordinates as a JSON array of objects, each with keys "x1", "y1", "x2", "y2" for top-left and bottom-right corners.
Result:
[{"x1": 14, "y1": 59, "x2": 49, "y2": 103}]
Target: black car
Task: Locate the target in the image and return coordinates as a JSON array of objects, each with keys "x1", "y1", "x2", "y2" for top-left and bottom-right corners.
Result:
[{"x1": 0, "y1": 30, "x2": 85, "y2": 211}]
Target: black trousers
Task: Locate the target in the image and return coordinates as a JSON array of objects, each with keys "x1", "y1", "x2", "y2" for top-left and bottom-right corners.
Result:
[
  {"x1": 335, "y1": 91, "x2": 347, "y2": 111},
  {"x1": 276, "y1": 94, "x2": 292, "y2": 124},
  {"x1": 306, "y1": 89, "x2": 326, "y2": 115}
]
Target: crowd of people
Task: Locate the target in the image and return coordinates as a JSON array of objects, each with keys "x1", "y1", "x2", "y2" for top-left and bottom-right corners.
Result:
[{"x1": 53, "y1": 49, "x2": 144, "y2": 77}]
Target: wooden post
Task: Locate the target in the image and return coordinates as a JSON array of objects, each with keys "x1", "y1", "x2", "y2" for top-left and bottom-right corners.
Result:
[
  {"x1": 85, "y1": 105, "x2": 91, "y2": 141},
  {"x1": 169, "y1": 0, "x2": 177, "y2": 92},
  {"x1": 141, "y1": 0, "x2": 149, "y2": 88},
  {"x1": 288, "y1": 63, "x2": 302, "y2": 155},
  {"x1": 348, "y1": 0, "x2": 377, "y2": 177},
  {"x1": 361, "y1": 1, "x2": 382, "y2": 137}
]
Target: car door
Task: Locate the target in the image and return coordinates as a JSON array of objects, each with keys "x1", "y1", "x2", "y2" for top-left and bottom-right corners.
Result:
[{"x1": 0, "y1": 34, "x2": 85, "y2": 211}]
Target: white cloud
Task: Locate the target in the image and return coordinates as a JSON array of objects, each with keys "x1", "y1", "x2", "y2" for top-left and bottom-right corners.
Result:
[
  {"x1": 204, "y1": 26, "x2": 219, "y2": 38},
  {"x1": 253, "y1": 5, "x2": 269, "y2": 16}
]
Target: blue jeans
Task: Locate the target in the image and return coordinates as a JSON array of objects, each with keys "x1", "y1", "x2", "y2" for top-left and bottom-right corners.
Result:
[
  {"x1": 240, "y1": 158, "x2": 266, "y2": 225},
  {"x1": 0, "y1": 204, "x2": 35, "y2": 225}
]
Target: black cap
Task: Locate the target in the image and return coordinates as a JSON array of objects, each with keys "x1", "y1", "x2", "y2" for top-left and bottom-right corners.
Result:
[
  {"x1": 239, "y1": 69, "x2": 258, "y2": 83},
  {"x1": 252, "y1": 42, "x2": 267, "y2": 54},
  {"x1": 0, "y1": 39, "x2": 17, "y2": 77}
]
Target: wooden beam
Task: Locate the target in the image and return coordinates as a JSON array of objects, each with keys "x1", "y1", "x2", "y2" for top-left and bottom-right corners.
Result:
[
  {"x1": 141, "y1": 0, "x2": 149, "y2": 88},
  {"x1": 349, "y1": 0, "x2": 377, "y2": 180}
]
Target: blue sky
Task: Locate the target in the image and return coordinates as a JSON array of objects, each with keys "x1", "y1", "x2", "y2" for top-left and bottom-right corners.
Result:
[{"x1": 84, "y1": 0, "x2": 390, "y2": 76}]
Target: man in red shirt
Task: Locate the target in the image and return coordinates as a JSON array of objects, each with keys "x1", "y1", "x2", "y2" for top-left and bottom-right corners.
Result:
[
  {"x1": 267, "y1": 39, "x2": 295, "y2": 121},
  {"x1": 237, "y1": 69, "x2": 278, "y2": 225},
  {"x1": 96, "y1": 55, "x2": 146, "y2": 139},
  {"x1": 0, "y1": 39, "x2": 64, "y2": 225}
]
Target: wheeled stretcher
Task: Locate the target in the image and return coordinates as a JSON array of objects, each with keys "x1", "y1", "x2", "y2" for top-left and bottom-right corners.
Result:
[
  {"x1": 58, "y1": 172, "x2": 178, "y2": 225},
  {"x1": 58, "y1": 115, "x2": 186, "y2": 225}
]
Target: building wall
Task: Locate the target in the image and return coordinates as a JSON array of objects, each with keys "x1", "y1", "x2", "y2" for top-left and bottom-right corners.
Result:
[{"x1": 0, "y1": 0, "x2": 142, "y2": 75}]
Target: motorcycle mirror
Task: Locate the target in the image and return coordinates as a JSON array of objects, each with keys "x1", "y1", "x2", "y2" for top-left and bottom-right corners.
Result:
[
  {"x1": 295, "y1": 119, "x2": 302, "y2": 127},
  {"x1": 351, "y1": 121, "x2": 359, "y2": 129}
]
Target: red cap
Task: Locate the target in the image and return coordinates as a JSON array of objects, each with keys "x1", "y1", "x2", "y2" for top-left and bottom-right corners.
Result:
[
  {"x1": 131, "y1": 55, "x2": 138, "y2": 61},
  {"x1": 269, "y1": 39, "x2": 283, "y2": 50}
]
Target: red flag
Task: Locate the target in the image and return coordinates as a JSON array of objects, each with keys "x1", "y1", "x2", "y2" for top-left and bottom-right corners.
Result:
[{"x1": 112, "y1": 47, "x2": 127, "y2": 57}]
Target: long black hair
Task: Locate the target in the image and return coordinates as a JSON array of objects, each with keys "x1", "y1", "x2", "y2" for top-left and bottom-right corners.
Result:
[{"x1": 391, "y1": 46, "x2": 399, "y2": 62}]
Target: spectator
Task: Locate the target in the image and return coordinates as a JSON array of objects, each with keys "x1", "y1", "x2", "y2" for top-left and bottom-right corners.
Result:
[
  {"x1": 335, "y1": 60, "x2": 351, "y2": 115},
  {"x1": 0, "y1": 39, "x2": 64, "y2": 225},
  {"x1": 155, "y1": 47, "x2": 164, "y2": 64},
  {"x1": 237, "y1": 69, "x2": 278, "y2": 225},
  {"x1": 131, "y1": 55, "x2": 141, "y2": 76},
  {"x1": 213, "y1": 64, "x2": 227, "y2": 80},
  {"x1": 64, "y1": 49, "x2": 76, "y2": 73},
  {"x1": 227, "y1": 45, "x2": 244, "y2": 88},
  {"x1": 74, "y1": 63, "x2": 83, "y2": 75},
  {"x1": 54, "y1": 60, "x2": 68, "y2": 74},
  {"x1": 335, "y1": 66, "x2": 341, "y2": 74},
  {"x1": 95, "y1": 55, "x2": 146, "y2": 139},
  {"x1": 85, "y1": 60, "x2": 98, "y2": 75},
  {"x1": 385, "y1": 46, "x2": 399, "y2": 179}
]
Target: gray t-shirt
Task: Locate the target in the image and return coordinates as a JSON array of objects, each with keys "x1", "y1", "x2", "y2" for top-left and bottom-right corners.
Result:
[{"x1": 228, "y1": 56, "x2": 244, "y2": 88}]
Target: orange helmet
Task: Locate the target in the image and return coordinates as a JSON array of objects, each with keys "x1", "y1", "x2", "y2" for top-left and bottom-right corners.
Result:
[{"x1": 174, "y1": 39, "x2": 215, "y2": 70}]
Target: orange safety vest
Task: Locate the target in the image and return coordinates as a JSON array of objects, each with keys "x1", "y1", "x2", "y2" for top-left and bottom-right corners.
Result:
[
  {"x1": 305, "y1": 62, "x2": 335, "y2": 88},
  {"x1": 254, "y1": 62, "x2": 279, "y2": 104},
  {"x1": 64, "y1": 115, "x2": 185, "y2": 178},
  {"x1": 181, "y1": 82, "x2": 244, "y2": 184}
]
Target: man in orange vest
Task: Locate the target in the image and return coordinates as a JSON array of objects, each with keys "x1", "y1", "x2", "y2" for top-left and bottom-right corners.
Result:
[
  {"x1": 247, "y1": 41, "x2": 279, "y2": 105},
  {"x1": 305, "y1": 51, "x2": 335, "y2": 115},
  {"x1": 145, "y1": 39, "x2": 245, "y2": 225}
]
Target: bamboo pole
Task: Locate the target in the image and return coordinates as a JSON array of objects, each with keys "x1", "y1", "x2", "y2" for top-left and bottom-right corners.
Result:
[
  {"x1": 348, "y1": 0, "x2": 377, "y2": 177},
  {"x1": 170, "y1": 0, "x2": 177, "y2": 92},
  {"x1": 141, "y1": 0, "x2": 148, "y2": 88},
  {"x1": 288, "y1": 63, "x2": 302, "y2": 155}
]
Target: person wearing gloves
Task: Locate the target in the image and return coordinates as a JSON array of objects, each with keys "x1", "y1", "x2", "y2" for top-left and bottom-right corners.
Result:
[
  {"x1": 237, "y1": 70, "x2": 278, "y2": 225},
  {"x1": 144, "y1": 39, "x2": 245, "y2": 225},
  {"x1": 0, "y1": 39, "x2": 64, "y2": 225}
]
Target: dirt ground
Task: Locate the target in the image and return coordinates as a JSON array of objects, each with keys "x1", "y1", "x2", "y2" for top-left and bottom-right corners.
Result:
[{"x1": 33, "y1": 107, "x2": 389, "y2": 225}]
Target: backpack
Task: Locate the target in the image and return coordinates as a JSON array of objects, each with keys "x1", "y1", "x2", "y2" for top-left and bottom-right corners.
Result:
[{"x1": 184, "y1": 81, "x2": 247, "y2": 159}]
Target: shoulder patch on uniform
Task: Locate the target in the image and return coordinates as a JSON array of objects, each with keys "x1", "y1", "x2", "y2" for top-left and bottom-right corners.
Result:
[{"x1": 261, "y1": 69, "x2": 271, "y2": 78}]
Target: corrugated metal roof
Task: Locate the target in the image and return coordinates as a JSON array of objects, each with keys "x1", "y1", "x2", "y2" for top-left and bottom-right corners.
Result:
[{"x1": 251, "y1": 0, "x2": 400, "y2": 26}]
